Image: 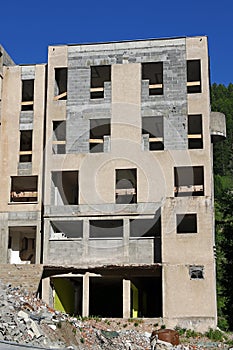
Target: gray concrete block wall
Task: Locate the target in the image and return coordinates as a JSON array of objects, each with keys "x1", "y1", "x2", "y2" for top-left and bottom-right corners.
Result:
[
  {"x1": 141, "y1": 41, "x2": 188, "y2": 150},
  {"x1": 21, "y1": 66, "x2": 35, "y2": 80}
]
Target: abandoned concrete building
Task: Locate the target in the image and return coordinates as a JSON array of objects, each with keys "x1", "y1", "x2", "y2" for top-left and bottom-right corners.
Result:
[{"x1": 0, "y1": 36, "x2": 226, "y2": 330}]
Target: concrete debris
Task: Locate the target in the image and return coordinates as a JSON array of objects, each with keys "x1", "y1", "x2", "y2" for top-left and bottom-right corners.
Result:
[{"x1": 0, "y1": 279, "x2": 230, "y2": 349}]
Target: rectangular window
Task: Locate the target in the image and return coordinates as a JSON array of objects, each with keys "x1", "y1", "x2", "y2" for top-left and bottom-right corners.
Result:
[
  {"x1": 10, "y1": 176, "x2": 38, "y2": 202},
  {"x1": 21, "y1": 79, "x2": 34, "y2": 111},
  {"x1": 52, "y1": 121, "x2": 66, "y2": 154},
  {"x1": 115, "y1": 169, "x2": 137, "y2": 204},
  {"x1": 51, "y1": 221, "x2": 83, "y2": 239},
  {"x1": 89, "y1": 118, "x2": 110, "y2": 153},
  {"x1": 142, "y1": 62, "x2": 163, "y2": 95},
  {"x1": 90, "y1": 220, "x2": 123, "y2": 238},
  {"x1": 174, "y1": 166, "x2": 204, "y2": 196},
  {"x1": 19, "y1": 130, "x2": 32, "y2": 162},
  {"x1": 142, "y1": 116, "x2": 164, "y2": 150},
  {"x1": 54, "y1": 68, "x2": 67, "y2": 100},
  {"x1": 189, "y1": 265, "x2": 204, "y2": 279},
  {"x1": 187, "y1": 60, "x2": 201, "y2": 93},
  {"x1": 188, "y1": 114, "x2": 203, "y2": 149},
  {"x1": 51, "y1": 171, "x2": 78, "y2": 205},
  {"x1": 90, "y1": 65, "x2": 111, "y2": 99},
  {"x1": 176, "y1": 214, "x2": 197, "y2": 233},
  {"x1": 8, "y1": 226, "x2": 36, "y2": 264}
]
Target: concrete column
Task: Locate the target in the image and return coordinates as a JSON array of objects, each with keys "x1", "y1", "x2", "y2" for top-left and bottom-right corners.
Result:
[
  {"x1": 42, "y1": 219, "x2": 50, "y2": 264},
  {"x1": 82, "y1": 219, "x2": 89, "y2": 260},
  {"x1": 123, "y1": 279, "x2": 131, "y2": 318},
  {"x1": 41, "y1": 277, "x2": 51, "y2": 306},
  {"x1": 82, "y1": 272, "x2": 90, "y2": 317},
  {"x1": 35, "y1": 222, "x2": 41, "y2": 264},
  {"x1": 123, "y1": 218, "x2": 129, "y2": 262}
]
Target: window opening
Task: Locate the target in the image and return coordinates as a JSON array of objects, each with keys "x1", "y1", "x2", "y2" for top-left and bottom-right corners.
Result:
[
  {"x1": 8, "y1": 226, "x2": 36, "y2": 264},
  {"x1": 142, "y1": 116, "x2": 164, "y2": 150},
  {"x1": 115, "y1": 169, "x2": 137, "y2": 204},
  {"x1": 188, "y1": 114, "x2": 203, "y2": 149},
  {"x1": 52, "y1": 121, "x2": 66, "y2": 154},
  {"x1": 187, "y1": 60, "x2": 201, "y2": 93},
  {"x1": 51, "y1": 221, "x2": 83, "y2": 239},
  {"x1": 189, "y1": 265, "x2": 204, "y2": 279},
  {"x1": 51, "y1": 171, "x2": 78, "y2": 205},
  {"x1": 90, "y1": 220, "x2": 123, "y2": 238},
  {"x1": 142, "y1": 62, "x2": 163, "y2": 95},
  {"x1": 89, "y1": 118, "x2": 110, "y2": 153},
  {"x1": 176, "y1": 214, "x2": 197, "y2": 233},
  {"x1": 10, "y1": 176, "x2": 38, "y2": 202},
  {"x1": 21, "y1": 79, "x2": 34, "y2": 110},
  {"x1": 174, "y1": 166, "x2": 204, "y2": 196},
  {"x1": 54, "y1": 68, "x2": 67, "y2": 100},
  {"x1": 19, "y1": 130, "x2": 32, "y2": 162},
  {"x1": 90, "y1": 65, "x2": 111, "y2": 99}
]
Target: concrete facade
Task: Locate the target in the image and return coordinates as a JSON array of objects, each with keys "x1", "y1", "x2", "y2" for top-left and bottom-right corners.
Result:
[{"x1": 0, "y1": 37, "x2": 226, "y2": 331}]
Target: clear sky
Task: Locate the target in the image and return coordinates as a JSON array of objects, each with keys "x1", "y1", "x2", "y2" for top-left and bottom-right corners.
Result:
[{"x1": 1, "y1": 0, "x2": 232, "y2": 85}]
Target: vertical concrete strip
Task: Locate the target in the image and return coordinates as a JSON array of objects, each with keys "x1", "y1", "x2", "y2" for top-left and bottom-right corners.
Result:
[
  {"x1": 123, "y1": 279, "x2": 131, "y2": 318},
  {"x1": 82, "y1": 272, "x2": 90, "y2": 317}
]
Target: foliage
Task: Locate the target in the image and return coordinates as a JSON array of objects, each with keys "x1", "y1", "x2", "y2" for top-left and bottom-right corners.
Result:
[
  {"x1": 211, "y1": 83, "x2": 233, "y2": 330},
  {"x1": 205, "y1": 328, "x2": 224, "y2": 342}
]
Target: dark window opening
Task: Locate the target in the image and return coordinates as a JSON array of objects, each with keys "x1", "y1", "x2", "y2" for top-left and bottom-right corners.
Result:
[
  {"x1": 90, "y1": 278, "x2": 122, "y2": 317},
  {"x1": 8, "y1": 226, "x2": 36, "y2": 264},
  {"x1": 142, "y1": 62, "x2": 163, "y2": 95},
  {"x1": 21, "y1": 79, "x2": 34, "y2": 110},
  {"x1": 116, "y1": 169, "x2": 137, "y2": 204},
  {"x1": 54, "y1": 68, "x2": 67, "y2": 100},
  {"x1": 89, "y1": 118, "x2": 110, "y2": 153},
  {"x1": 189, "y1": 265, "x2": 204, "y2": 279},
  {"x1": 187, "y1": 60, "x2": 201, "y2": 93},
  {"x1": 19, "y1": 130, "x2": 32, "y2": 162},
  {"x1": 176, "y1": 214, "x2": 197, "y2": 233},
  {"x1": 51, "y1": 220, "x2": 83, "y2": 239},
  {"x1": 174, "y1": 166, "x2": 204, "y2": 196},
  {"x1": 188, "y1": 114, "x2": 203, "y2": 149},
  {"x1": 90, "y1": 65, "x2": 111, "y2": 99},
  {"x1": 90, "y1": 220, "x2": 123, "y2": 238},
  {"x1": 130, "y1": 211, "x2": 161, "y2": 263},
  {"x1": 52, "y1": 121, "x2": 66, "y2": 154},
  {"x1": 130, "y1": 276, "x2": 162, "y2": 317},
  {"x1": 51, "y1": 171, "x2": 78, "y2": 205},
  {"x1": 10, "y1": 176, "x2": 38, "y2": 202},
  {"x1": 142, "y1": 116, "x2": 164, "y2": 150}
]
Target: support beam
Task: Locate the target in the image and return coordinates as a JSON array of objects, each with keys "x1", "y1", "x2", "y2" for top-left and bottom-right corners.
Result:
[
  {"x1": 123, "y1": 279, "x2": 131, "y2": 318},
  {"x1": 82, "y1": 272, "x2": 90, "y2": 317}
]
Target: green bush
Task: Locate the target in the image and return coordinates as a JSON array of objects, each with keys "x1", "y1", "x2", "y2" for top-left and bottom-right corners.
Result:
[{"x1": 205, "y1": 328, "x2": 224, "y2": 342}]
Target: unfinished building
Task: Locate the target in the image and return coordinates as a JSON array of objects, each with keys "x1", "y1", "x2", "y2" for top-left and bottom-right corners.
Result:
[{"x1": 0, "y1": 37, "x2": 226, "y2": 331}]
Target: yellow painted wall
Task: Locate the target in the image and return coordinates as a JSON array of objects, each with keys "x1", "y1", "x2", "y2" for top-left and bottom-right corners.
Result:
[{"x1": 53, "y1": 278, "x2": 74, "y2": 314}]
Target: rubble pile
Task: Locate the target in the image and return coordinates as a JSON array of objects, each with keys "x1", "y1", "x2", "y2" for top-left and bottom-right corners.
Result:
[{"x1": 0, "y1": 280, "x2": 230, "y2": 349}]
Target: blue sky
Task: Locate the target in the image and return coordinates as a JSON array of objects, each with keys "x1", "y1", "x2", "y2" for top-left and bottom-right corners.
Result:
[{"x1": 1, "y1": 0, "x2": 232, "y2": 85}]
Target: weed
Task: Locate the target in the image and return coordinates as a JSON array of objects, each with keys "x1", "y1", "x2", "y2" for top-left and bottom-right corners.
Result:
[
  {"x1": 123, "y1": 324, "x2": 127, "y2": 328},
  {"x1": 185, "y1": 329, "x2": 199, "y2": 338},
  {"x1": 205, "y1": 328, "x2": 224, "y2": 342},
  {"x1": 80, "y1": 337, "x2": 85, "y2": 344},
  {"x1": 161, "y1": 324, "x2": 166, "y2": 329},
  {"x1": 134, "y1": 322, "x2": 139, "y2": 327}
]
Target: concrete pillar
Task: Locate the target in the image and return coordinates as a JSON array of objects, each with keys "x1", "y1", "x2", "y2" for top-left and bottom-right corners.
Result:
[
  {"x1": 82, "y1": 219, "x2": 89, "y2": 260},
  {"x1": 123, "y1": 218, "x2": 129, "y2": 263},
  {"x1": 35, "y1": 223, "x2": 41, "y2": 264},
  {"x1": 41, "y1": 277, "x2": 51, "y2": 306},
  {"x1": 82, "y1": 272, "x2": 90, "y2": 317},
  {"x1": 123, "y1": 279, "x2": 131, "y2": 318}
]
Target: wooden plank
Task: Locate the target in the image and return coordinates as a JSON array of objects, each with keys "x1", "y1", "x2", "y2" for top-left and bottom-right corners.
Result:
[
  {"x1": 21, "y1": 101, "x2": 33, "y2": 106},
  {"x1": 53, "y1": 91, "x2": 67, "y2": 101},
  {"x1": 149, "y1": 84, "x2": 163, "y2": 89},
  {"x1": 11, "y1": 191, "x2": 37, "y2": 198},
  {"x1": 115, "y1": 188, "x2": 136, "y2": 195},
  {"x1": 149, "y1": 137, "x2": 163, "y2": 142},
  {"x1": 90, "y1": 87, "x2": 104, "y2": 92},
  {"x1": 19, "y1": 151, "x2": 32, "y2": 155},
  {"x1": 174, "y1": 185, "x2": 203, "y2": 193},
  {"x1": 89, "y1": 139, "x2": 104, "y2": 144},
  {"x1": 52, "y1": 140, "x2": 66, "y2": 145},
  {"x1": 188, "y1": 134, "x2": 202, "y2": 139},
  {"x1": 187, "y1": 81, "x2": 201, "y2": 87}
]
